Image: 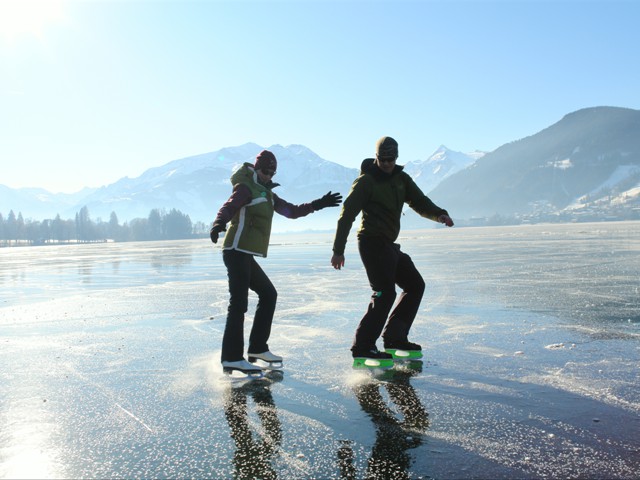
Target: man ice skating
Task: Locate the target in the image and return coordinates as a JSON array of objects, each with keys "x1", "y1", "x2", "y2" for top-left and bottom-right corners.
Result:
[
  {"x1": 330, "y1": 136, "x2": 454, "y2": 367},
  {"x1": 211, "y1": 149, "x2": 342, "y2": 376}
]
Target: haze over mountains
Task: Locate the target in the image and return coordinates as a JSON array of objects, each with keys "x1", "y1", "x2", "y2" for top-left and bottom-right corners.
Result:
[{"x1": 2, "y1": 106, "x2": 639, "y2": 231}]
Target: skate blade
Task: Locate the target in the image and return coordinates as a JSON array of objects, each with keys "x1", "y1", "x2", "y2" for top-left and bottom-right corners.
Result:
[
  {"x1": 223, "y1": 366, "x2": 264, "y2": 379},
  {"x1": 385, "y1": 348, "x2": 423, "y2": 360},
  {"x1": 352, "y1": 358, "x2": 394, "y2": 369},
  {"x1": 248, "y1": 357, "x2": 283, "y2": 370}
]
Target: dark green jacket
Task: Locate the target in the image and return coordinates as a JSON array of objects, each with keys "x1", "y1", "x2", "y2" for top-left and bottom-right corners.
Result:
[{"x1": 332, "y1": 158, "x2": 448, "y2": 255}]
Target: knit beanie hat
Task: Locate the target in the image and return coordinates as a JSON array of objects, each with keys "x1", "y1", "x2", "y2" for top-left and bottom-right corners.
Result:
[
  {"x1": 254, "y1": 150, "x2": 277, "y2": 171},
  {"x1": 376, "y1": 136, "x2": 399, "y2": 157}
]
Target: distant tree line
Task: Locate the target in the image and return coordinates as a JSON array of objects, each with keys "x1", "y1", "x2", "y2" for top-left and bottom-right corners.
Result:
[{"x1": 0, "y1": 206, "x2": 209, "y2": 247}]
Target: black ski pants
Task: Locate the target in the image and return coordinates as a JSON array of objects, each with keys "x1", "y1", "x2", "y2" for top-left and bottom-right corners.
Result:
[
  {"x1": 353, "y1": 236, "x2": 425, "y2": 353},
  {"x1": 222, "y1": 249, "x2": 277, "y2": 362}
]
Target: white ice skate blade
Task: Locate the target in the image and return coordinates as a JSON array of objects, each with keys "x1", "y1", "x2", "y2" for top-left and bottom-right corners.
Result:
[
  {"x1": 222, "y1": 367, "x2": 264, "y2": 380},
  {"x1": 248, "y1": 358, "x2": 283, "y2": 370},
  {"x1": 222, "y1": 360, "x2": 264, "y2": 378},
  {"x1": 248, "y1": 353, "x2": 283, "y2": 370}
]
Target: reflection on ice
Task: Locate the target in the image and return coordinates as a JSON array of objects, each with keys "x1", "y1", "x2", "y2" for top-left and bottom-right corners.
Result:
[
  {"x1": 349, "y1": 367, "x2": 429, "y2": 479},
  {"x1": 223, "y1": 374, "x2": 283, "y2": 480}
]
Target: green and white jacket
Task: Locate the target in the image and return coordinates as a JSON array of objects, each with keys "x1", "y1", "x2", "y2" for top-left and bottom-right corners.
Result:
[{"x1": 213, "y1": 163, "x2": 315, "y2": 257}]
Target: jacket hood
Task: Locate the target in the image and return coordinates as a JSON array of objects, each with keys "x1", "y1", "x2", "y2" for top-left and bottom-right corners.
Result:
[
  {"x1": 360, "y1": 158, "x2": 403, "y2": 179},
  {"x1": 231, "y1": 162, "x2": 280, "y2": 189}
]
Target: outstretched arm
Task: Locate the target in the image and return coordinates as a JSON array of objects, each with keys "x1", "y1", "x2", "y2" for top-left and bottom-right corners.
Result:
[
  {"x1": 273, "y1": 194, "x2": 315, "y2": 219},
  {"x1": 274, "y1": 191, "x2": 342, "y2": 218},
  {"x1": 405, "y1": 174, "x2": 454, "y2": 225}
]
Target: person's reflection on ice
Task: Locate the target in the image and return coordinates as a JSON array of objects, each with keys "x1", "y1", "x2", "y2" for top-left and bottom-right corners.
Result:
[
  {"x1": 223, "y1": 373, "x2": 283, "y2": 480},
  {"x1": 339, "y1": 364, "x2": 429, "y2": 479}
]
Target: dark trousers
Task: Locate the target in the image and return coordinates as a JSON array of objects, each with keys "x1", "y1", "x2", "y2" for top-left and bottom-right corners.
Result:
[
  {"x1": 222, "y1": 249, "x2": 277, "y2": 362},
  {"x1": 353, "y1": 236, "x2": 425, "y2": 353}
]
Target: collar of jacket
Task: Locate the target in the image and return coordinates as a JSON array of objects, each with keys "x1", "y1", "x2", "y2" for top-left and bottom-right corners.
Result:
[
  {"x1": 235, "y1": 162, "x2": 280, "y2": 189},
  {"x1": 258, "y1": 176, "x2": 280, "y2": 189},
  {"x1": 360, "y1": 157, "x2": 403, "y2": 179}
]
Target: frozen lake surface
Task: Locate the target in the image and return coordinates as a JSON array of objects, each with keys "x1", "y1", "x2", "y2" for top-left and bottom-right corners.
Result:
[{"x1": 1, "y1": 222, "x2": 639, "y2": 479}]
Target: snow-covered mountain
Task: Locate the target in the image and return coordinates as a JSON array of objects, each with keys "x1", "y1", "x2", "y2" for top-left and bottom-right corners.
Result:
[
  {"x1": 4, "y1": 107, "x2": 640, "y2": 230},
  {"x1": 60, "y1": 143, "x2": 359, "y2": 232},
  {"x1": 64, "y1": 143, "x2": 268, "y2": 223},
  {"x1": 430, "y1": 106, "x2": 640, "y2": 222},
  {"x1": 565, "y1": 164, "x2": 640, "y2": 213},
  {"x1": 403, "y1": 146, "x2": 485, "y2": 194},
  {"x1": 0, "y1": 185, "x2": 97, "y2": 221},
  {"x1": 1, "y1": 142, "x2": 482, "y2": 232}
]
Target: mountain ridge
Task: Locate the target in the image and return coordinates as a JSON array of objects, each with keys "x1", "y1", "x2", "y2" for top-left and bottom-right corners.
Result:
[
  {"x1": 2, "y1": 106, "x2": 640, "y2": 229},
  {"x1": 429, "y1": 106, "x2": 640, "y2": 221},
  {"x1": 1, "y1": 144, "x2": 477, "y2": 231}
]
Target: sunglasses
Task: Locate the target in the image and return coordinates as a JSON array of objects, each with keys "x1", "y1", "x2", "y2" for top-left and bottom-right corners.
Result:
[
  {"x1": 261, "y1": 169, "x2": 276, "y2": 176},
  {"x1": 376, "y1": 155, "x2": 397, "y2": 164}
]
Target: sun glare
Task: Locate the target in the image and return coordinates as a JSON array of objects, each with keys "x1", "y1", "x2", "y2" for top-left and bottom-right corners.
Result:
[{"x1": 0, "y1": 0, "x2": 66, "y2": 42}]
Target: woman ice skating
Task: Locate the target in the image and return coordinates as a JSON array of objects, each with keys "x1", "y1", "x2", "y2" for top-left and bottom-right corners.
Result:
[{"x1": 211, "y1": 149, "x2": 342, "y2": 375}]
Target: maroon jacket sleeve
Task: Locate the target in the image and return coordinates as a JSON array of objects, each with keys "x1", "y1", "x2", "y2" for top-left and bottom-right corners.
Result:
[
  {"x1": 212, "y1": 184, "x2": 252, "y2": 229},
  {"x1": 273, "y1": 193, "x2": 315, "y2": 219}
]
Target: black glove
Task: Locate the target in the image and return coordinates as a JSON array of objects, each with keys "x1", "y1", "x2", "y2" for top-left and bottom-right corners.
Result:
[
  {"x1": 312, "y1": 191, "x2": 342, "y2": 210},
  {"x1": 210, "y1": 224, "x2": 225, "y2": 244}
]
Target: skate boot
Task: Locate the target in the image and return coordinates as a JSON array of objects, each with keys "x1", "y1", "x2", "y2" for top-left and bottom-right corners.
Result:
[
  {"x1": 248, "y1": 350, "x2": 283, "y2": 369},
  {"x1": 384, "y1": 340, "x2": 423, "y2": 360},
  {"x1": 222, "y1": 359, "x2": 264, "y2": 378},
  {"x1": 352, "y1": 347, "x2": 394, "y2": 369}
]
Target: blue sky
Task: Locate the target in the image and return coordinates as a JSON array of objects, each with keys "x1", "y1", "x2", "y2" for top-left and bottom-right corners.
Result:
[{"x1": 2, "y1": 0, "x2": 639, "y2": 193}]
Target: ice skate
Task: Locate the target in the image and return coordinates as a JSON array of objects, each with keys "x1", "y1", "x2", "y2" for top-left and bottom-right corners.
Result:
[
  {"x1": 222, "y1": 359, "x2": 264, "y2": 378},
  {"x1": 384, "y1": 340, "x2": 423, "y2": 360},
  {"x1": 248, "y1": 350, "x2": 283, "y2": 370},
  {"x1": 352, "y1": 347, "x2": 394, "y2": 370}
]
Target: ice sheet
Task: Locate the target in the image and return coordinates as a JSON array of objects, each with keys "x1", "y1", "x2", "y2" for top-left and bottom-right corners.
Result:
[{"x1": 1, "y1": 222, "x2": 638, "y2": 478}]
